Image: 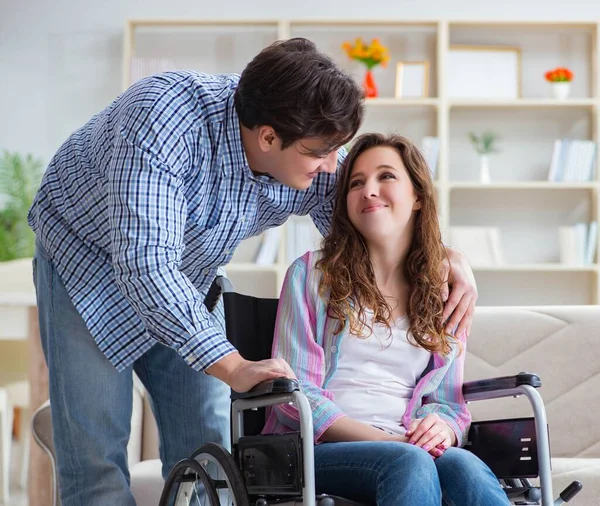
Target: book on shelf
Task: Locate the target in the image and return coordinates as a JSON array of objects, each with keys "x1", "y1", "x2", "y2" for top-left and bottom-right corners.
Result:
[
  {"x1": 286, "y1": 218, "x2": 323, "y2": 264},
  {"x1": 449, "y1": 226, "x2": 504, "y2": 267},
  {"x1": 558, "y1": 221, "x2": 597, "y2": 266},
  {"x1": 254, "y1": 227, "x2": 282, "y2": 265},
  {"x1": 421, "y1": 136, "x2": 440, "y2": 179},
  {"x1": 547, "y1": 138, "x2": 597, "y2": 183}
]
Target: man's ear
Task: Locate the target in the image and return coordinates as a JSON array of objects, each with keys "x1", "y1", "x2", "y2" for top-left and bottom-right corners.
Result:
[{"x1": 257, "y1": 126, "x2": 277, "y2": 153}]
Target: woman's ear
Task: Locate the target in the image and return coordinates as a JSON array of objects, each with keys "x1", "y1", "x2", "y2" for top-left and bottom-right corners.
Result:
[{"x1": 412, "y1": 197, "x2": 422, "y2": 211}]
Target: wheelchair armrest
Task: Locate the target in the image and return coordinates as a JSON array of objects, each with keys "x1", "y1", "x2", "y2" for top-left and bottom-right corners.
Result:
[
  {"x1": 463, "y1": 372, "x2": 541, "y2": 402},
  {"x1": 203, "y1": 275, "x2": 235, "y2": 312},
  {"x1": 231, "y1": 377, "x2": 300, "y2": 401}
]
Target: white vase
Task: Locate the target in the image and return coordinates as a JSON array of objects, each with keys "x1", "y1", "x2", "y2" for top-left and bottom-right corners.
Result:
[
  {"x1": 551, "y1": 82, "x2": 571, "y2": 100},
  {"x1": 479, "y1": 154, "x2": 491, "y2": 184}
]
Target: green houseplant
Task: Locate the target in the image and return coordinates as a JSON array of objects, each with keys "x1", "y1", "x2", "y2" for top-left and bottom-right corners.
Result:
[
  {"x1": 468, "y1": 131, "x2": 500, "y2": 184},
  {"x1": 0, "y1": 151, "x2": 44, "y2": 261}
]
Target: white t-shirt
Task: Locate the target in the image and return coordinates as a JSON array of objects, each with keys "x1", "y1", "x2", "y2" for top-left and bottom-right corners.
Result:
[{"x1": 326, "y1": 312, "x2": 432, "y2": 435}]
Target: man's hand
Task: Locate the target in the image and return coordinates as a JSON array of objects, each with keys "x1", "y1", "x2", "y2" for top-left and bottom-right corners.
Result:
[
  {"x1": 405, "y1": 414, "x2": 456, "y2": 458},
  {"x1": 205, "y1": 352, "x2": 296, "y2": 393},
  {"x1": 441, "y1": 246, "x2": 478, "y2": 339}
]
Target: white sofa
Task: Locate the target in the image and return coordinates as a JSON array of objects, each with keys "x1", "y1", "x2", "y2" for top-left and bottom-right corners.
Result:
[
  {"x1": 127, "y1": 377, "x2": 163, "y2": 505},
  {"x1": 39, "y1": 305, "x2": 600, "y2": 505},
  {"x1": 465, "y1": 306, "x2": 600, "y2": 505}
]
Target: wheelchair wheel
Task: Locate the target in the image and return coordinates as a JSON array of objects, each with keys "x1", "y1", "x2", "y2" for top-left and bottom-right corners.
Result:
[
  {"x1": 190, "y1": 442, "x2": 250, "y2": 506},
  {"x1": 159, "y1": 457, "x2": 220, "y2": 506}
]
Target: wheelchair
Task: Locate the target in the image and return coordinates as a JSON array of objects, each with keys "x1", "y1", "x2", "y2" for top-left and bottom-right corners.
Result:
[{"x1": 159, "y1": 277, "x2": 583, "y2": 506}]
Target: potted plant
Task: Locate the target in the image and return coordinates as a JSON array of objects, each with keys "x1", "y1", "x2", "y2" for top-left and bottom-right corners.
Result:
[
  {"x1": 0, "y1": 151, "x2": 44, "y2": 261},
  {"x1": 545, "y1": 67, "x2": 574, "y2": 100},
  {"x1": 342, "y1": 37, "x2": 390, "y2": 98},
  {"x1": 468, "y1": 131, "x2": 500, "y2": 184}
]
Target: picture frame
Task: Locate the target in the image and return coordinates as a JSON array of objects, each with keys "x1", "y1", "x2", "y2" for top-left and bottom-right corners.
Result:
[
  {"x1": 449, "y1": 226, "x2": 504, "y2": 266},
  {"x1": 395, "y1": 61, "x2": 430, "y2": 98},
  {"x1": 447, "y1": 45, "x2": 522, "y2": 99}
]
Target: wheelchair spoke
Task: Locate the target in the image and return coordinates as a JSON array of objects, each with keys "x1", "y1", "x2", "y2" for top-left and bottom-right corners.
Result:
[
  {"x1": 159, "y1": 458, "x2": 221, "y2": 506},
  {"x1": 197, "y1": 458, "x2": 233, "y2": 505},
  {"x1": 160, "y1": 444, "x2": 249, "y2": 506},
  {"x1": 193, "y1": 479, "x2": 205, "y2": 506},
  {"x1": 190, "y1": 443, "x2": 250, "y2": 506}
]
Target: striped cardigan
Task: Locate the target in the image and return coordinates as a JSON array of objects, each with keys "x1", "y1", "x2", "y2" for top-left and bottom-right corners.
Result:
[{"x1": 262, "y1": 250, "x2": 472, "y2": 446}]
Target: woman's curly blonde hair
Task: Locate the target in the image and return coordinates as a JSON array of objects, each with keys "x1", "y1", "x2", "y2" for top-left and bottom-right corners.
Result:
[{"x1": 317, "y1": 133, "x2": 452, "y2": 354}]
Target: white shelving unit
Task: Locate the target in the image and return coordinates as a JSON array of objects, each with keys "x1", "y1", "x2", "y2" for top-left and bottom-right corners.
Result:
[{"x1": 123, "y1": 19, "x2": 600, "y2": 305}]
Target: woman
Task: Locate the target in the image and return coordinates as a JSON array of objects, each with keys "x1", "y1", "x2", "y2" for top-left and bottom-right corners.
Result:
[{"x1": 263, "y1": 133, "x2": 509, "y2": 505}]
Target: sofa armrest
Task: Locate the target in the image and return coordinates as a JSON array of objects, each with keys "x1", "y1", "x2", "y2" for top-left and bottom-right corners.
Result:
[
  {"x1": 127, "y1": 382, "x2": 144, "y2": 467},
  {"x1": 463, "y1": 372, "x2": 541, "y2": 403},
  {"x1": 231, "y1": 378, "x2": 300, "y2": 401}
]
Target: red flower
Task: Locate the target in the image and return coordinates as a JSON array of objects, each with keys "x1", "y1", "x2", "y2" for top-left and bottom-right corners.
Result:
[{"x1": 545, "y1": 67, "x2": 574, "y2": 82}]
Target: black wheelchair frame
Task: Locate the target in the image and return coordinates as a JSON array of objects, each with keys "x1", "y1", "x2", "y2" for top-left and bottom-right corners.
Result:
[{"x1": 159, "y1": 277, "x2": 582, "y2": 506}]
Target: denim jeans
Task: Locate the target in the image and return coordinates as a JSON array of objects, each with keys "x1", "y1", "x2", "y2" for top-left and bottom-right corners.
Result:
[
  {"x1": 314, "y1": 441, "x2": 511, "y2": 506},
  {"x1": 33, "y1": 242, "x2": 230, "y2": 506}
]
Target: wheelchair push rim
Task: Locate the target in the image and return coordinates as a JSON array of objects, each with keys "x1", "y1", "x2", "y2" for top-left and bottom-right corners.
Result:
[
  {"x1": 159, "y1": 457, "x2": 220, "y2": 506},
  {"x1": 190, "y1": 442, "x2": 251, "y2": 506}
]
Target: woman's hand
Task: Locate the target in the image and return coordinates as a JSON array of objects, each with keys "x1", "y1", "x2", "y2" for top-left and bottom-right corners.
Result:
[
  {"x1": 405, "y1": 414, "x2": 456, "y2": 457},
  {"x1": 441, "y1": 247, "x2": 478, "y2": 340}
]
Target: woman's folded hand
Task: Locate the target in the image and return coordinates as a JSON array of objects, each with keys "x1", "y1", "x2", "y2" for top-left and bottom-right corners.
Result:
[{"x1": 405, "y1": 414, "x2": 456, "y2": 458}]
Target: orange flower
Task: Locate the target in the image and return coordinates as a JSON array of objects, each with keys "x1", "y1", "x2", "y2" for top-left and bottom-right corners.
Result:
[
  {"x1": 341, "y1": 37, "x2": 390, "y2": 69},
  {"x1": 545, "y1": 67, "x2": 574, "y2": 82}
]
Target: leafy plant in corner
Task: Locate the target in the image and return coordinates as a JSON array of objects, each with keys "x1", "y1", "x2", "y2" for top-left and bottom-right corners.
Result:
[{"x1": 0, "y1": 151, "x2": 44, "y2": 261}]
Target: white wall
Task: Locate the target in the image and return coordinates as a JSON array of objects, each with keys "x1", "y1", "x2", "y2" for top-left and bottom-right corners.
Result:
[{"x1": 2, "y1": 0, "x2": 600, "y2": 162}]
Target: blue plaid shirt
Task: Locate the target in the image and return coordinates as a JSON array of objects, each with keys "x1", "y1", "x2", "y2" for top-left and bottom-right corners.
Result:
[{"x1": 28, "y1": 71, "x2": 343, "y2": 372}]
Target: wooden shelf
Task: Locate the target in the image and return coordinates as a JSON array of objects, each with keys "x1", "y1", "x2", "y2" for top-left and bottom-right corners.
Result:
[
  {"x1": 128, "y1": 19, "x2": 280, "y2": 27},
  {"x1": 472, "y1": 264, "x2": 598, "y2": 272},
  {"x1": 224, "y1": 263, "x2": 280, "y2": 272},
  {"x1": 449, "y1": 99, "x2": 597, "y2": 108},
  {"x1": 448, "y1": 182, "x2": 598, "y2": 190},
  {"x1": 366, "y1": 98, "x2": 439, "y2": 107},
  {"x1": 124, "y1": 18, "x2": 600, "y2": 303},
  {"x1": 289, "y1": 20, "x2": 439, "y2": 27},
  {"x1": 449, "y1": 20, "x2": 597, "y2": 27}
]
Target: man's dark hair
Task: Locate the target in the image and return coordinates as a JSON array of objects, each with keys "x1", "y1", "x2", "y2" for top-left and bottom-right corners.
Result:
[{"x1": 234, "y1": 38, "x2": 364, "y2": 152}]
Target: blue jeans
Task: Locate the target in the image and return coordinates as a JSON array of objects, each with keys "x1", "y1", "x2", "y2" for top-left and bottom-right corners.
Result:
[
  {"x1": 33, "y1": 243, "x2": 230, "y2": 506},
  {"x1": 314, "y1": 442, "x2": 511, "y2": 506}
]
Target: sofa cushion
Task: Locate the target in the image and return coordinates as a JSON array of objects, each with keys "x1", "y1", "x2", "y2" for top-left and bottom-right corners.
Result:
[
  {"x1": 465, "y1": 306, "x2": 600, "y2": 459},
  {"x1": 142, "y1": 393, "x2": 160, "y2": 461},
  {"x1": 551, "y1": 458, "x2": 600, "y2": 506},
  {"x1": 130, "y1": 459, "x2": 164, "y2": 506}
]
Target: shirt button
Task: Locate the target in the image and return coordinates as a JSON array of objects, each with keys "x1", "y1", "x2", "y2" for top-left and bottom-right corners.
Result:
[
  {"x1": 331, "y1": 345, "x2": 338, "y2": 353},
  {"x1": 240, "y1": 216, "x2": 246, "y2": 223},
  {"x1": 203, "y1": 269, "x2": 209, "y2": 275},
  {"x1": 224, "y1": 249, "x2": 230, "y2": 255}
]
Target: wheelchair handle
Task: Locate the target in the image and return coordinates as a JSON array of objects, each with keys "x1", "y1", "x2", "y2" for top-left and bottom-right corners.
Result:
[
  {"x1": 557, "y1": 480, "x2": 583, "y2": 503},
  {"x1": 204, "y1": 275, "x2": 231, "y2": 312}
]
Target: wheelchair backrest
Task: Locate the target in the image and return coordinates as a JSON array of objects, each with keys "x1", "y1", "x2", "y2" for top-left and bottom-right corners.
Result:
[{"x1": 222, "y1": 291, "x2": 280, "y2": 436}]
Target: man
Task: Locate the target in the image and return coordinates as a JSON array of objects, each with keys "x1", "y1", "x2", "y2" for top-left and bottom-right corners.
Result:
[{"x1": 28, "y1": 38, "x2": 477, "y2": 505}]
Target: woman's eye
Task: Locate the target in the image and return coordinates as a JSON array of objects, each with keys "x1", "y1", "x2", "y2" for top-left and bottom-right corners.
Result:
[
  {"x1": 381, "y1": 172, "x2": 396, "y2": 180},
  {"x1": 349, "y1": 180, "x2": 362, "y2": 188}
]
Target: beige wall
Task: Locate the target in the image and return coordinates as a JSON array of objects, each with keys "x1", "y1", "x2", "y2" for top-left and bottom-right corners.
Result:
[{"x1": 3, "y1": 0, "x2": 600, "y2": 162}]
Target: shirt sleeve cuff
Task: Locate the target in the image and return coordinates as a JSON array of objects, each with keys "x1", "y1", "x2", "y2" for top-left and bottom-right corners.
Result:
[
  {"x1": 314, "y1": 412, "x2": 347, "y2": 443},
  {"x1": 178, "y1": 327, "x2": 237, "y2": 372},
  {"x1": 436, "y1": 413, "x2": 465, "y2": 448}
]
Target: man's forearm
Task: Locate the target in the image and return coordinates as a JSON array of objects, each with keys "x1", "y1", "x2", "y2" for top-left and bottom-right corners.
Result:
[{"x1": 205, "y1": 351, "x2": 245, "y2": 384}]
